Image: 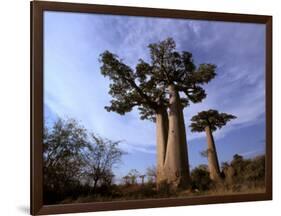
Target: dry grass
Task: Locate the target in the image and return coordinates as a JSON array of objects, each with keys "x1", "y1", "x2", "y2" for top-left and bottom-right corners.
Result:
[
  {"x1": 59, "y1": 184, "x2": 266, "y2": 204},
  {"x1": 178, "y1": 186, "x2": 266, "y2": 197}
]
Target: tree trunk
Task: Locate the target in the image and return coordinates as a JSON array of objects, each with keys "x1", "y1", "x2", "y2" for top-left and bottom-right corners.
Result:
[
  {"x1": 205, "y1": 125, "x2": 222, "y2": 181},
  {"x1": 163, "y1": 84, "x2": 190, "y2": 189},
  {"x1": 178, "y1": 103, "x2": 191, "y2": 183},
  {"x1": 93, "y1": 177, "x2": 98, "y2": 193},
  {"x1": 156, "y1": 107, "x2": 169, "y2": 187}
]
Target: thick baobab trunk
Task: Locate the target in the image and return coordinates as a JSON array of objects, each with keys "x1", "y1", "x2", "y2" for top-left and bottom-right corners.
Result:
[
  {"x1": 205, "y1": 126, "x2": 222, "y2": 181},
  {"x1": 156, "y1": 107, "x2": 169, "y2": 186},
  {"x1": 164, "y1": 84, "x2": 190, "y2": 189},
  {"x1": 178, "y1": 103, "x2": 191, "y2": 183}
]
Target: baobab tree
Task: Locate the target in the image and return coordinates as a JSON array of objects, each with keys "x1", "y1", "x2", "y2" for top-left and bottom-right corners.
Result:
[
  {"x1": 127, "y1": 169, "x2": 140, "y2": 184},
  {"x1": 100, "y1": 38, "x2": 216, "y2": 188},
  {"x1": 190, "y1": 109, "x2": 236, "y2": 181}
]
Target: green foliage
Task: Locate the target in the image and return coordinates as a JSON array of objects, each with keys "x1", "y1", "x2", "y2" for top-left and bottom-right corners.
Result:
[
  {"x1": 191, "y1": 165, "x2": 213, "y2": 191},
  {"x1": 190, "y1": 109, "x2": 236, "y2": 132},
  {"x1": 99, "y1": 38, "x2": 217, "y2": 121},
  {"x1": 43, "y1": 118, "x2": 124, "y2": 204},
  {"x1": 83, "y1": 134, "x2": 125, "y2": 190},
  {"x1": 43, "y1": 118, "x2": 91, "y2": 201},
  {"x1": 220, "y1": 154, "x2": 265, "y2": 194},
  {"x1": 244, "y1": 155, "x2": 265, "y2": 182},
  {"x1": 99, "y1": 50, "x2": 160, "y2": 121},
  {"x1": 191, "y1": 154, "x2": 265, "y2": 193},
  {"x1": 229, "y1": 154, "x2": 265, "y2": 185}
]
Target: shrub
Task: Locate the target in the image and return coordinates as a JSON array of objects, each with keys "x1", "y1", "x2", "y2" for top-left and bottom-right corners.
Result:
[{"x1": 191, "y1": 165, "x2": 213, "y2": 191}]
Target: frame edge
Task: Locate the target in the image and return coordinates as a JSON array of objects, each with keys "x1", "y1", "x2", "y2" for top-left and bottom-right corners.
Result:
[
  {"x1": 31, "y1": 1, "x2": 44, "y2": 215},
  {"x1": 30, "y1": 1, "x2": 273, "y2": 215}
]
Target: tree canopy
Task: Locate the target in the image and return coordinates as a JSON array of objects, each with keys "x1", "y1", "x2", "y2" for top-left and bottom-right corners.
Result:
[
  {"x1": 190, "y1": 109, "x2": 236, "y2": 132},
  {"x1": 99, "y1": 38, "x2": 217, "y2": 121},
  {"x1": 43, "y1": 118, "x2": 124, "y2": 203},
  {"x1": 83, "y1": 134, "x2": 125, "y2": 190},
  {"x1": 43, "y1": 118, "x2": 91, "y2": 187}
]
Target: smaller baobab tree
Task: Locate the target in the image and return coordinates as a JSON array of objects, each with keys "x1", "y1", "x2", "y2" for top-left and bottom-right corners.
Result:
[
  {"x1": 127, "y1": 169, "x2": 140, "y2": 185},
  {"x1": 190, "y1": 109, "x2": 236, "y2": 181}
]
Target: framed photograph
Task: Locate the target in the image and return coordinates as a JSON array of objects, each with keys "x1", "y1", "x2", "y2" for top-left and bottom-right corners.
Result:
[{"x1": 31, "y1": 1, "x2": 272, "y2": 215}]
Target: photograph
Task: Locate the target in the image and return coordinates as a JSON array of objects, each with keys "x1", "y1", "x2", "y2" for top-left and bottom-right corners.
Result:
[{"x1": 42, "y1": 9, "x2": 268, "y2": 205}]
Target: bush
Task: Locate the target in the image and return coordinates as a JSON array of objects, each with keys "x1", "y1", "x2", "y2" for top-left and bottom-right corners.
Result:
[
  {"x1": 230, "y1": 154, "x2": 265, "y2": 185},
  {"x1": 221, "y1": 154, "x2": 265, "y2": 191},
  {"x1": 191, "y1": 165, "x2": 212, "y2": 191}
]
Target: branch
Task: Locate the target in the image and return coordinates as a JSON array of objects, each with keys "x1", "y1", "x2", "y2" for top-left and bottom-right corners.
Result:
[{"x1": 123, "y1": 76, "x2": 158, "y2": 110}]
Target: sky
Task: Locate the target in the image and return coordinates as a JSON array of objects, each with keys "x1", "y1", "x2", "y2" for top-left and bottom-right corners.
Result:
[{"x1": 43, "y1": 11, "x2": 266, "y2": 182}]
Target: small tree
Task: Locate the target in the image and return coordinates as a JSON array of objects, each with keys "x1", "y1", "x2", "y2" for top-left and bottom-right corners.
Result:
[
  {"x1": 43, "y1": 118, "x2": 91, "y2": 203},
  {"x1": 191, "y1": 164, "x2": 212, "y2": 191},
  {"x1": 83, "y1": 135, "x2": 125, "y2": 191},
  {"x1": 146, "y1": 166, "x2": 157, "y2": 183},
  {"x1": 139, "y1": 175, "x2": 146, "y2": 185},
  {"x1": 190, "y1": 109, "x2": 236, "y2": 181}
]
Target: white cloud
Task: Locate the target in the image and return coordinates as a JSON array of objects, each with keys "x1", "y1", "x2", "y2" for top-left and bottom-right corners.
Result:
[{"x1": 238, "y1": 148, "x2": 265, "y2": 157}]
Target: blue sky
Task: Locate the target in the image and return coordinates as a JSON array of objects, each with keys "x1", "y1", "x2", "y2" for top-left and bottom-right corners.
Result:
[{"x1": 43, "y1": 11, "x2": 266, "y2": 182}]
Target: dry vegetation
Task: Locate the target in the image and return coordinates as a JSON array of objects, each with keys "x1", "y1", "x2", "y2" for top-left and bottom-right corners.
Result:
[{"x1": 43, "y1": 118, "x2": 265, "y2": 205}]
